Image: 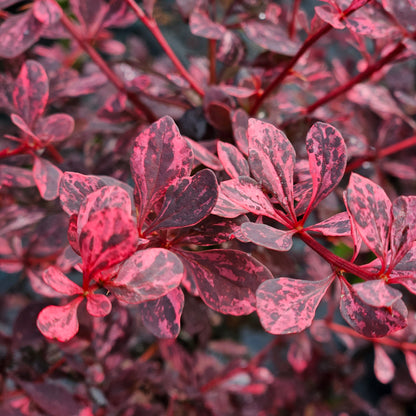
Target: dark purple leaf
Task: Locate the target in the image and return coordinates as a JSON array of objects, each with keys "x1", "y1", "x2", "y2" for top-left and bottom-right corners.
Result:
[
  {"x1": 181, "y1": 249, "x2": 273, "y2": 315},
  {"x1": 138, "y1": 287, "x2": 184, "y2": 338},
  {"x1": 33, "y1": 0, "x2": 62, "y2": 25},
  {"x1": 239, "y1": 222, "x2": 294, "y2": 251},
  {"x1": 33, "y1": 157, "x2": 63, "y2": 201},
  {"x1": 34, "y1": 113, "x2": 75, "y2": 143},
  {"x1": 148, "y1": 169, "x2": 218, "y2": 232},
  {"x1": 217, "y1": 141, "x2": 250, "y2": 179},
  {"x1": 110, "y1": 248, "x2": 184, "y2": 304},
  {"x1": 231, "y1": 109, "x2": 249, "y2": 155},
  {"x1": 374, "y1": 344, "x2": 395, "y2": 384},
  {"x1": 13, "y1": 60, "x2": 49, "y2": 127},
  {"x1": 0, "y1": 165, "x2": 35, "y2": 188},
  {"x1": 189, "y1": 7, "x2": 226, "y2": 40},
  {"x1": 256, "y1": 276, "x2": 334, "y2": 334},
  {"x1": 346, "y1": 173, "x2": 392, "y2": 261},
  {"x1": 217, "y1": 30, "x2": 245, "y2": 66},
  {"x1": 354, "y1": 279, "x2": 402, "y2": 308},
  {"x1": 339, "y1": 279, "x2": 407, "y2": 338}
]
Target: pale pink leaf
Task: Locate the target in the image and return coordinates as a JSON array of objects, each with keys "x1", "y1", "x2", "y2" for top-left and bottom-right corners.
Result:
[
  {"x1": 33, "y1": 157, "x2": 63, "y2": 201},
  {"x1": 354, "y1": 280, "x2": 402, "y2": 308},
  {"x1": 239, "y1": 223, "x2": 294, "y2": 251},
  {"x1": 86, "y1": 294, "x2": 112, "y2": 317},
  {"x1": 374, "y1": 344, "x2": 395, "y2": 384},
  {"x1": 42, "y1": 266, "x2": 83, "y2": 296},
  {"x1": 404, "y1": 351, "x2": 416, "y2": 384},
  {"x1": 217, "y1": 141, "x2": 250, "y2": 179}
]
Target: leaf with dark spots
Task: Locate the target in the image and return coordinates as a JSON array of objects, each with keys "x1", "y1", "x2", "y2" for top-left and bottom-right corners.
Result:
[
  {"x1": 13, "y1": 60, "x2": 49, "y2": 127},
  {"x1": 59, "y1": 172, "x2": 106, "y2": 215},
  {"x1": 67, "y1": 214, "x2": 80, "y2": 255},
  {"x1": 217, "y1": 141, "x2": 250, "y2": 179},
  {"x1": 212, "y1": 189, "x2": 249, "y2": 218},
  {"x1": 180, "y1": 249, "x2": 273, "y2": 315},
  {"x1": 86, "y1": 293, "x2": 112, "y2": 317},
  {"x1": 184, "y1": 137, "x2": 222, "y2": 170},
  {"x1": 220, "y1": 176, "x2": 279, "y2": 220},
  {"x1": 256, "y1": 276, "x2": 334, "y2": 335},
  {"x1": 33, "y1": 0, "x2": 62, "y2": 25},
  {"x1": 147, "y1": 169, "x2": 218, "y2": 232},
  {"x1": 240, "y1": 222, "x2": 294, "y2": 251},
  {"x1": 0, "y1": 165, "x2": 35, "y2": 188},
  {"x1": 42, "y1": 266, "x2": 83, "y2": 296},
  {"x1": 0, "y1": 11, "x2": 43, "y2": 59},
  {"x1": 231, "y1": 109, "x2": 249, "y2": 155},
  {"x1": 354, "y1": 279, "x2": 402, "y2": 308},
  {"x1": 130, "y1": 116, "x2": 193, "y2": 224},
  {"x1": 339, "y1": 279, "x2": 407, "y2": 338},
  {"x1": 34, "y1": 113, "x2": 74, "y2": 143},
  {"x1": 374, "y1": 344, "x2": 395, "y2": 384},
  {"x1": 247, "y1": 119, "x2": 296, "y2": 215},
  {"x1": 79, "y1": 207, "x2": 137, "y2": 280},
  {"x1": 346, "y1": 173, "x2": 392, "y2": 261},
  {"x1": 36, "y1": 297, "x2": 83, "y2": 342},
  {"x1": 110, "y1": 248, "x2": 184, "y2": 304},
  {"x1": 305, "y1": 211, "x2": 351, "y2": 236},
  {"x1": 189, "y1": 7, "x2": 226, "y2": 40},
  {"x1": 33, "y1": 157, "x2": 63, "y2": 201},
  {"x1": 138, "y1": 287, "x2": 184, "y2": 338},
  {"x1": 304, "y1": 122, "x2": 346, "y2": 215}
]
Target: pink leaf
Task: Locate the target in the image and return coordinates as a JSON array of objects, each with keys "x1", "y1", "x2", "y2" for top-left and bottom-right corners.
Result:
[
  {"x1": 218, "y1": 85, "x2": 256, "y2": 98},
  {"x1": 217, "y1": 141, "x2": 250, "y2": 179},
  {"x1": 79, "y1": 207, "x2": 138, "y2": 280},
  {"x1": 42, "y1": 266, "x2": 83, "y2": 296},
  {"x1": 10, "y1": 113, "x2": 38, "y2": 139},
  {"x1": 211, "y1": 190, "x2": 249, "y2": 218},
  {"x1": 86, "y1": 293, "x2": 112, "y2": 317},
  {"x1": 231, "y1": 109, "x2": 249, "y2": 155},
  {"x1": 13, "y1": 60, "x2": 49, "y2": 127},
  {"x1": 33, "y1": 157, "x2": 63, "y2": 201},
  {"x1": 184, "y1": 137, "x2": 222, "y2": 170},
  {"x1": 374, "y1": 344, "x2": 395, "y2": 384},
  {"x1": 181, "y1": 249, "x2": 273, "y2": 315},
  {"x1": 138, "y1": 287, "x2": 184, "y2": 338},
  {"x1": 305, "y1": 211, "x2": 351, "y2": 236},
  {"x1": 33, "y1": 0, "x2": 62, "y2": 25},
  {"x1": 339, "y1": 279, "x2": 407, "y2": 338},
  {"x1": 404, "y1": 351, "x2": 416, "y2": 384},
  {"x1": 287, "y1": 333, "x2": 312, "y2": 373},
  {"x1": 110, "y1": 248, "x2": 183, "y2": 303},
  {"x1": 354, "y1": 280, "x2": 402, "y2": 308},
  {"x1": 346, "y1": 173, "x2": 392, "y2": 261},
  {"x1": 247, "y1": 119, "x2": 296, "y2": 214},
  {"x1": 36, "y1": 297, "x2": 83, "y2": 342},
  {"x1": 189, "y1": 7, "x2": 226, "y2": 40},
  {"x1": 304, "y1": 122, "x2": 346, "y2": 213},
  {"x1": 34, "y1": 114, "x2": 75, "y2": 143},
  {"x1": 239, "y1": 223, "x2": 294, "y2": 251},
  {"x1": 147, "y1": 169, "x2": 218, "y2": 232},
  {"x1": 256, "y1": 276, "x2": 334, "y2": 334},
  {"x1": 0, "y1": 165, "x2": 35, "y2": 188},
  {"x1": 67, "y1": 214, "x2": 80, "y2": 255},
  {"x1": 314, "y1": 5, "x2": 345, "y2": 29},
  {"x1": 130, "y1": 116, "x2": 193, "y2": 223}
]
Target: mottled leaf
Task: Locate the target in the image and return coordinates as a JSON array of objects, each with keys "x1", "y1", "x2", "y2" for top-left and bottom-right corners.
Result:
[
  {"x1": 10, "y1": 113, "x2": 38, "y2": 139},
  {"x1": 86, "y1": 294, "x2": 112, "y2": 317},
  {"x1": 33, "y1": 0, "x2": 62, "y2": 25},
  {"x1": 181, "y1": 249, "x2": 273, "y2": 315},
  {"x1": 315, "y1": 5, "x2": 345, "y2": 29},
  {"x1": 256, "y1": 276, "x2": 334, "y2": 334},
  {"x1": 110, "y1": 248, "x2": 183, "y2": 304},
  {"x1": 0, "y1": 165, "x2": 35, "y2": 188},
  {"x1": 231, "y1": 109, "x2": 249, "y2": 155},
  {"x1": 374, "y1": 344, "x2": 395, "y2": 384},
  {"x1": 287, "y1": 333, "x2": 312, "y2": 373},
  {"x1": 240, "y1": 222, "x2": 294, "y2": 251},
  {"x1": 217, "y1": 141, "x2": 250, "y2": 179},
  {"x1": 184, "y1": 137, "x2": 222, "y2": 170},
  {"x1": 217, "y1": 30, "x2": 245, "y2": 66},
  {"x1": 138, "y1": 287, "x2": 184, "y2": 338},
  {"x1": 42, "y1": 266, "x2": 83, "y2": 296},
  {"x1": 189, "y1": 7, "x2": 226, "y2": 40},
  {"x1": 212, "y1": 190, "x2": 249, "y2": 218},
  {"x1": 354, "y1": 279, "x2": 402, "y2": 308},
  {"x1": 33, "y1": 157, "x2": 63, "y2": 201},
  {"x1": 305, "y1": 211, "x2": 351, "y2": 236},
  {"x1": 35, "y1": 114, "x2": 75, "y2": 143}
]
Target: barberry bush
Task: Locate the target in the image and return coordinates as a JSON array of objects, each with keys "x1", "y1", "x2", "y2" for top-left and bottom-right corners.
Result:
[{"x1": 1, "y1": 0, "x2": 416, "y2": 414}]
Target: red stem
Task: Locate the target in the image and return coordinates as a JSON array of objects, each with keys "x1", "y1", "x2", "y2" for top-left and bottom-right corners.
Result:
[
  {"x1": 57, "y1": 8, "x2": 157, "y2": 122},
  {"x1": 209, "y1": 39, "x2": 217, "y2": 84},
  {"x1": 124, "y1": 0, "x2": 205, "y2": 97}
]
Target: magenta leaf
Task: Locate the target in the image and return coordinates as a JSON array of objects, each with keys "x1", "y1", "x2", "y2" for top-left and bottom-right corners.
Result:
[
  {"x1": 189, "y1": 7, "x2": 226, "y2": 40},
  {"x1": 59, "y1": 172, "x2": 106, "y2": 215},
  {"x1": 13, "y1": 60, "x2": 49, "y2": 128},
  {"x1": 211, "y1": 190, "x2": 249, "y2": 218},
  {"x1": 42, "y1": 266, "x2": 83, "y2": 296},
  {"x1": 256, "y1": 276, "x2": 334, "y2": 335},
  {"x1": 220, "y1": 176, "x2": 279, "y2": 220},
  {"x1": 247, "y1": 118, "x2": 296, "y2": 214},
  {"x1": 79, "y1": 207, "x2": 138, "y2": 280},
  {"x1": 36, "y1": 297, "x2": 83, "y2": 342},
  {"x1": 181, "y1": 249, "x2": 273, "y2": 315},
  {"x1": 217, "y1": 141, "x2": 250, "y2": 179},
  {"x1": 304, "y1": 122, "x2": 346, "y2": 213},
  {"x1": 404, "y1": 351, "x2": 416, "y2": 384},
  {"x1": 138, "y1": 287, "x2": 184, "y2": 338},
  {"x1": 346, "y1": 173, "x2": 392, "y2": 261},
  {"x1": 86, "y1": 293, "x2": 112, "y2": 317},
  {"x1": 0, "y1": 165, "x2": 35, "y2": 188},
  {"x1": 305, "y1": 211, "x2": 351, "y2": 236},
  {"x1": 67, "y1": 214, "x2": 80, "y2": 255},
  {"x1": 239, "y1": 223, "x2": 294, "y2": 251},
  {"x1": 147, "y1": 169, "x2": 218, "y2": 232},
  {"x1": 10, "y1": 113, "x2": 38, "y2": 139},
  {"x1": 184, "y1": 137, "x2": 222, "y2": 170},
  {"x1": 314, "y1": 5, "x2": 345, "y2": 29},
  {"x1": 33, "y1": 157, "x2": 63, "y2": 201},
  {"x1": 339, "y1": 279, "x2": 407, "y2": 338},
  {"x1": 33, "y1": 0, "x2": 62, "y2": 25},
  {"x1": 354, "y1": 279, "x2": 402, "y2": 308},
  {"x1": 374, "y1": 344, "x2": 395, "y2": 384},
  {"x1": 110, "y1": 248, "x2": 184, "y2": 304},
  {"x1": 231, "y1": 109, "x2": 249, "y2": 155},
  {"x1": 34, "y1": 114, "x2": 75, "y2": 143},
  {"x1": 130, "y1": 116, "x2": 193, "y2": 222},
  {"x1": 287, "y1": 333, "x2": 312, "y2": 373}
]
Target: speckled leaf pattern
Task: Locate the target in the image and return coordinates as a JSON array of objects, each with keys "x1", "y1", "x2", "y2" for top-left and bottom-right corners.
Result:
[
  {"x1": 405, "y1": 351, "x2": 416, "y2": 384},
  {"x1": 13, "y1": 60, "x2": 49, "y2": 127},
  {"x1": 374, "y1": 344, "x2": 395, "y2": 384},
  {"x1": 231, "y1": 109, "x2": 249, "y2": 155},
  {"x1": 111, "y1": 248, "x2": 183, "y2": 304},
  {"x1": 247, "y1": 119, "x2": 295, "y2": 214},
  {"x1": 217, "y1": 141, "x2": 250, "y2": 179},
  {"x1": 138, "y1": 287, "x2": 184, "y2": 338},
  {"x1": 189, "y1": 7, "x2": 226, "y2": 40},
  {"x1": 212, "y1": 190, "x2": 249, "y2": 218},
  {"x1": 36, "y1": 297, "x2": 83, "y2": 342},
  {"x1": 42, "y1": 266, "x2": 83, "y2": 296},
  {"x1": 305, "y1": 122, "x2": 346, "y2": 212},
  {"x1": 33, "y1": 157, "x2": 63, "y2": 201},
  {"x1": 181, "y1": 249, "x2": 273, "y2": 315},
  {"x1": 130, "y1": 116, "x2": 193, "y2": 222},
  {"x1": 339, "y1": 279, "x2": 407, "y2": 338},
  {"x1": 305, "y1": 211, "x2": 351, "y2": 236},
  {"x1": 240, "y1": 223, "x2": 294, "y2": 251},
  {"x1": 354, "y1": 280, "x2": 402, "y2": 308},
  {"x1": 79, "y1": 207, "x2": 138, "y2": 281},
  {"x1": 35, "y1": 114, "x2": 75, "y2": 143},
  {"x1": 148, "y1": 169, "x2": 218, "y2": 232},
  {"x1": 346, "y1": 173, "x2": 392, "y2": 260},
  {"x1": 33, "y1": 0, "x2": 62, "y2": 25},
  {"x1": 315, "y1": 5, "x2": 345, "y2": 29},
  {"x1": 86, "y1": 294, "x2": 112, "y2": 317},
  {"x1": 59, "y1": 172, "x2": 106, "y2": 215},
  {"x1": 256, "y1": 276, "x2": 334, "y2": 334},
  {"x1": 220, "y1": 176, "x2": 278, "y2": 220},
  {"x1": 67, "y1": 214, "x2": 80, "y2": 255},
  {"x1": 184, "y1": 137, "x2": 222, "y2": 170},
  {"x1": 10, "y1": 113, "x2": 37, "y2": 139}
]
